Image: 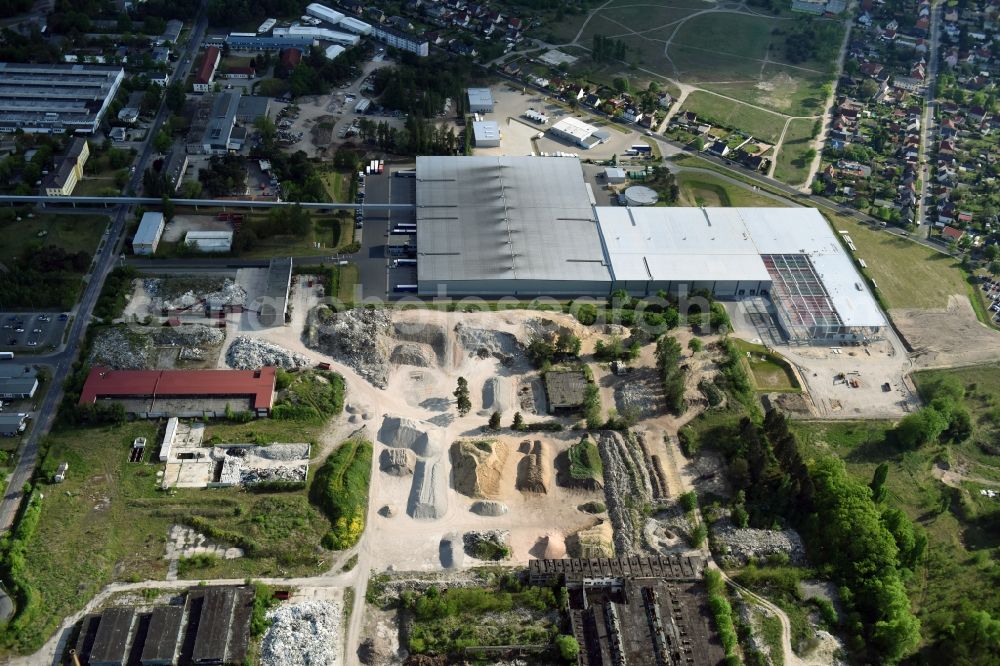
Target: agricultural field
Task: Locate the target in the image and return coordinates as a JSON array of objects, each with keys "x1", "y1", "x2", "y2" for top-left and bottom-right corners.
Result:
[
  {"x1": 773, "y1": 119, "x2": 818, "y2": 185},
  {"x1": 824, "y1": 213, "x2": 969, "y2": 310}
]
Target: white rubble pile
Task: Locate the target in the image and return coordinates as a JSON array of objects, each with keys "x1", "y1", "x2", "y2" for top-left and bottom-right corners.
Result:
[
  {"x1": 261, "y1": 600, "x2": 342, "y2": 666},
  {"x1": 455, "y1": 323, "x2": 521, "y2": 363},
  {"x1": 714, "y1": 521, "x2": 806, "y2": 565},
  {"x1": 614, "y1": 381, "x2": 662, "y2": 419},
  {"x1": 146, "y1": 277, "x2": 247, "y2": 313},
  {"x1": 596, "y1": 431, "x2": 654, "y2": 555},
  {"x1": 226, "y1": 337, "x2": 311, "y2": 370},
  {"x1": 89, "y1": 324, "x2": 224, "y2": 369},
  {"x1": 304, "y1": 307, "x2": 392, "y2": 387}
]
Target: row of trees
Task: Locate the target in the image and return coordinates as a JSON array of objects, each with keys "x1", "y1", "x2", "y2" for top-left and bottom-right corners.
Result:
[
  {"x1": 591, "y1": 34, "x2": 627, "y2": 63},
  {"x1": 655, "y1": 335, "x2": 686, "y2": 415},
  {"x1": 355, "y1": 117, "x2": 460, "y2": 157}
]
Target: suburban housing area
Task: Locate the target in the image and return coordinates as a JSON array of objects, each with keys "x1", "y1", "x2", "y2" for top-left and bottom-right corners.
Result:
[{"x1": 0, "y1": 0, "x2": 997, "y2": 665}]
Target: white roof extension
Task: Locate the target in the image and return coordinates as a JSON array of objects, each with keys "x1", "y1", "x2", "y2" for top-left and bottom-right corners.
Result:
[
  {"x1": 595, "y1": 207, "x2": 885, "y2": 328},
  {"x1": 550, "y1": 116, "x2": 598, "y2": 142},
  {"x1": 596, "y1": 207, "x2": 771, "y2": 285}
]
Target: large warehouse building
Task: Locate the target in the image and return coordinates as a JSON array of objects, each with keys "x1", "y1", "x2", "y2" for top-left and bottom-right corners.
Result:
[
  {"x1": 0, "y1": 63, "x2": 124, "y2": 134},
  {"x1": 414, "y1": 156, "x2": 885, "y2": 342}
]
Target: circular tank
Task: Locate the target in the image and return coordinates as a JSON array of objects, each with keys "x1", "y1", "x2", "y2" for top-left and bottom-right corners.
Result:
[{"x1": 623, "y1": 185, "x2": 659, "y2": 207}]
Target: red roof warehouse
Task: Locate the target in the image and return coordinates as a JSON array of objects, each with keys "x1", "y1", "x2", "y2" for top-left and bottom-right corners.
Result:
[{"x1": 79, "y1": 367, "x2": 277, "y2": 417}]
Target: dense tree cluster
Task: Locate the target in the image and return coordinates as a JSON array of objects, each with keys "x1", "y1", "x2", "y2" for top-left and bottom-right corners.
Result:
[
  {"x1": 373, "y1": 55, "x2": 473, "y2": 117},
  {"x1": 782, "y1": 19, "x2": 842, "y2": 64},
  {"x1": 892, "y1": 375, "x2": 972, "y2": 449},
  {"x1": 356, "y1": 117, "x2": 459, "y2": 156},
  {"x1": 0, "y1": 246, "x2": 91, "y2": 309},
  {"x1": 591, "y1": 34, "x2": 627, "y2": 63},
  {"x1": 284, "y1": 46, "x2": 366, "y2": 97},
  {"x1": 198, "y1": 154, "x2": 246, "y2": 195},
  {"x1": 655, "y1": 335, "x2": 686, "y2": 415}
]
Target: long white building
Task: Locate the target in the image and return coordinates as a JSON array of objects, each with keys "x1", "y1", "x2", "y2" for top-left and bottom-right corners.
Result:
[
  {"x1": 0, "y1": 63, "x2": 124, "y2": 134},
  {"x1": 306, "y1": 3, "x2": 345, "y2": 26},
  {"x1": 413, "y1": 156, "x2": 886, "y2": 342},
  {"x1": 273, "y1": 25, "x2": 360, "y2": 46}
]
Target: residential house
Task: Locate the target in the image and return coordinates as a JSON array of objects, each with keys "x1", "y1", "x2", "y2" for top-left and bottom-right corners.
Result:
[{"x1": 41, "y1": 138, "x2": 89, "y2": 196}]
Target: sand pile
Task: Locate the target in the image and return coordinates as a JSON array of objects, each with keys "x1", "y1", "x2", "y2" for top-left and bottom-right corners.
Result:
[
  {"x1": 516, "y1": 440, "x2": 550, "y2": 493},
  {"x1": 380, "y1": 448, "x2": 415, "y2": 476},
  {"x1": 303, "y1": 306, "x2": 391, "y2": 387},
  {"x1": 377, "y1": 416, "x2": 443, "y2": 457},
  {"x1": 450, "y1": 440, "x2": 510, "y2": 498},
  {"x1": 408, "y1": 459, "x2": 448, "y2": 519},
  {"x1": 389, "y1": 343, "x2": 434, "y2": 367},
  {"x1": 470, "y1": 500, "x2": 509, "y2": 517},
  {"x1": 393, "y1": 321, "x2": 446, "y2": 364},
  {"x1": 533, "y1": 533, "x2": 567, "y2": 559},
  {"x1": 480, "y1": 376, "x2": 515, "y2": 415}
]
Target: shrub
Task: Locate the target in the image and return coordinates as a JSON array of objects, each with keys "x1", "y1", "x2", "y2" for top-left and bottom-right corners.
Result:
[
  {"x1": 679, "y1": 491, "x2": 698, "y2": 513},
  {"x1": 556, "y1": 634, "x2": 580, "y2": 661},
  {"x1": 309, "y1": 439, "x2": 373, "y2": 550}
]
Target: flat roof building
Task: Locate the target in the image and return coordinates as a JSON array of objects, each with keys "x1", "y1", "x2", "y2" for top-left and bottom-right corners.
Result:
[
  {"x1": 466, "y1": 87, "x2": 494, "y2": 113},
  {"x1": 88, "y1": 607, "x2": 136, "y2": 666},
  {"x1": 371, "y1": 24, "x2": 428, "y2": 56},
  {"x1": 189, "y1": 586, "x2": 253, "y2": 665},
  {"x1": 273, "y1": 25, "x2": 360, "y2": 46},
  {"x1": 79, "y1": 367, "x2": 277, "y2": 417},
  {"x1": 306, "y1": 2, "x2": 345, "y2": 25},
  {"x1": 0, "y1": 63, "x2": 124, "y2": 134},
  {"x1": 186, "y1": 91, "x2": 241, "y2": 155},
  {"x1": 415, "y1": 156, "x2": 611, "y2": 297},
  {"x1": 225, "y1": 34, "x2": 314, "y2": 52},
  {"x1": 133, "y1": 211, "x2": 165, "y2": 255},
  {"x1": 549, "y1": 117, "x2": 603, "y2": 149},
  {"x1": 0, "y1": 364, "x2": 38, "y2": 399},
  {"x1": 162, "y1": 148, "x2": 188, "y2": 192},
  {"x1": 158, "y1": 19, "x2": 183, "y2": 46},
  {"x1": 0, "y1": 413, "x2": 28, "y2": 437},
  {"x1": 184, "y1": 230, "x2": 233, "y2": 252},
  {"x1": 338, "y1": 16, "x2": 372, "y2": 35},
  {"x1": 472, "y1": 120, "x2": 500, "y2": 147}
]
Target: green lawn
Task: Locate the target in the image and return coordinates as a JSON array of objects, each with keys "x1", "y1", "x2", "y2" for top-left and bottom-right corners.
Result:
[
  {"x1": 321, "y1": 169, "x2": 352, "y2": 203},
  {"x1": 238, "y1": 214, "x2": 355, "y2": 259},
  {"x1": 824, "y1": 212, "x2": 970, "y2": 310},
  {"x1": 74, "y1": 175, "x2": 125, "y2": 197},
  {"x1": 337, "y1": 263, "x2": 360, "y2": 303},
  {"x1": 792, "y1": 418, "x2": 1000, "y2": 650},
  {"x1": 675, "y1": 171, "x2": 789, "y2": 208},
  {"x1": 730, "y1": 339, "x2": 800, "y2": 392},
  {"x1": 680, "y1": 91, "x2": 787, "y2": 144},
  {"x1": 773, "y1": 119, "x2": 817, "y2": 186},
  {"x1": 0, "y1": 213, "x2": 108, "y2": 266}
]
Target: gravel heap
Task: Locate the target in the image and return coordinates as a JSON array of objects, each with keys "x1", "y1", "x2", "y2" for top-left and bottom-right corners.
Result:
[
  {"x1": 226, "y1": 337, "x2": 311, "y2": 370},
  {"x1": 260, "y1": 600, "x2": 342, "y2": 666},
  {"x1": 597, "y1": 431, "x2": 653, "y2": 555},
  {"x1": 89, "y1": 325, "x2": 224, "y2": 369},
  {"x1": 389, "y1": 343, "x2": 434, "y2": 368},
  {"x1": 714, "y1": 521, "x2": 806, "y2": 565},
  {"x1": 147, "y1": 277, "x2": 247, "y2": 312},
  {"x1": 614, "y1": 380, "x2": 662, "y2": 419},
  {"x1": 455, "y1": 323, "x2": 521, "y2": 363},
  {"x1": 304, "y1": 307, "x2": 392, "y2": 387},
  {"x1": 470, "y1": 500, "x2": 509, "y2": 517},
  {"x1": 380, "y1": 448, "x2": 415, "y2": 476}
]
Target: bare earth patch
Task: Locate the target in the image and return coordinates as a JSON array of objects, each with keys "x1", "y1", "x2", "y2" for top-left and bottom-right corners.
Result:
[{"x1": 893, "y1": 295, "x2": 1000, "y2": 369}]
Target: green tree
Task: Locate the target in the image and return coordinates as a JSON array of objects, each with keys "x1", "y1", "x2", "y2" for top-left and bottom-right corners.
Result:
[
  {"x1": 556, "y1": 634, "x2": 580, "y2": 661},
  {"x1": 455, "y1": 377, "x2": 471, "y2": 416},
  {"x1": 870, "y1": 462, "x2": 889, "y2": 503},
  {"x1": 512, "y1": 412, "x2": 524, "y2": 430},
  {"x1": 893, "y1": 407, "x2": 948, "y2": 449},
  {"x1": 152, "y1": 130, "x2": 171, "y2": 154},
  {"x1": 161, "y1": 195, "x2": 175, "y2": 224},
  {"x1": 488, "y1": 410, "x2": 501, "y2": 430},
  {"x1": 165, "y1": 81, "x2": 186, "y2": 114}
]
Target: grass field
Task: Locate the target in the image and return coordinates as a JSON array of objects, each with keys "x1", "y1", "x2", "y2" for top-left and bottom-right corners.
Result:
[
  {"x1": 675, "y1": 172, "x2": 789, "y2": 208},
  {"x1": 679, "y1": 91, "x2": 787, "y2": 144},
  {"x1": 773, "y1": 119, "x2": 817, "y2": 185},
  {"x1": 792, "y1": 415, "x2": 1000, "y2": 648},
  {"x1": 321, "y1": 169, "x2": 352, "y2": 203},
  {"x1": 823, "y1": 212, "x2": 969, "y2": 310},
  {"x1": 6, "y1": 411, "x2": 349, "y2": 654},
  {"x1": 730, "y1": 339, "x2": 800, "y2": 392},
  {"x1": 700, "y1": 65, "x2": 831, "y2": 117},
  {"x1": 338, "y1": 263, "x2": 360, "y2": 302},
  {"x1": 0, "y1": 213, "x2": 107, "y2": 266}
]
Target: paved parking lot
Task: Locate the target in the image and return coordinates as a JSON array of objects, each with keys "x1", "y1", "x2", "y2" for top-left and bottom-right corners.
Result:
[{"x1": 0, "y1": 312, "x2": 67, "y2": 352}]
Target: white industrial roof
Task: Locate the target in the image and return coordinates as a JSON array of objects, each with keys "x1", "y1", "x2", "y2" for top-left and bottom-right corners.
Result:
[
  {"x1": 134, "y1": 212, "x2": 164, "y2": 246},
  {"x1": 416, "y1": 156, "x2": 610, "y2": 284},
  {"x1": 596, "y1": 207, "x2": 771, "y2": 284},
  {"x1": 472, "y1": 120, "x2": 500, "y2": 142},
  {"x1": 466, "y1": 87, "x2": 494, "y2": 107},
  {"x1": 551, "y1": 116, "x2": 597, "y2": 141},
  {"x1": 737, "y1": 208, "x2": 885, "y2": 327},
  {"x1": 595, "y1": 206, "x2": 884, "y2": 327}
]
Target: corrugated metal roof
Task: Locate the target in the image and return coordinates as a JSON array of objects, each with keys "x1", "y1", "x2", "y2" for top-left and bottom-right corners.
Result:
[
  {"x1": 78, "y1": 367, "x2": 276, "y2": 410},
  {"x1": 140, "y1": 606, "x2": 183, "y2": 665},
  {"x1": 415, "y1": 156, "x2": 611, "y2": 284}
]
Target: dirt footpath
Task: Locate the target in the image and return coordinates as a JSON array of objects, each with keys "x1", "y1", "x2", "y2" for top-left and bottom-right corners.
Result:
[{"x1": 893, "y1": 294, "x2": 1000, "y2": 369}]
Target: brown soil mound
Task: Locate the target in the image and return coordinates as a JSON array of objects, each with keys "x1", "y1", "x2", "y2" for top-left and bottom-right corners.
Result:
[
  {"x1": 516, "y1": 440, "x2": 550, "y2": 494},
  {"x1": 449, "y1": 440, "x2": 509, "y2": 498},
  {"x1": 567, "y1": 521, "x2": 614, "y2": 558}
]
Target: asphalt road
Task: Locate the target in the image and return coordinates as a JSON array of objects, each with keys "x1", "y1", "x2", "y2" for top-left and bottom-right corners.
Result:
[{"x1": 0, "y1": 7, "x2": 210, "y2": 533}]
